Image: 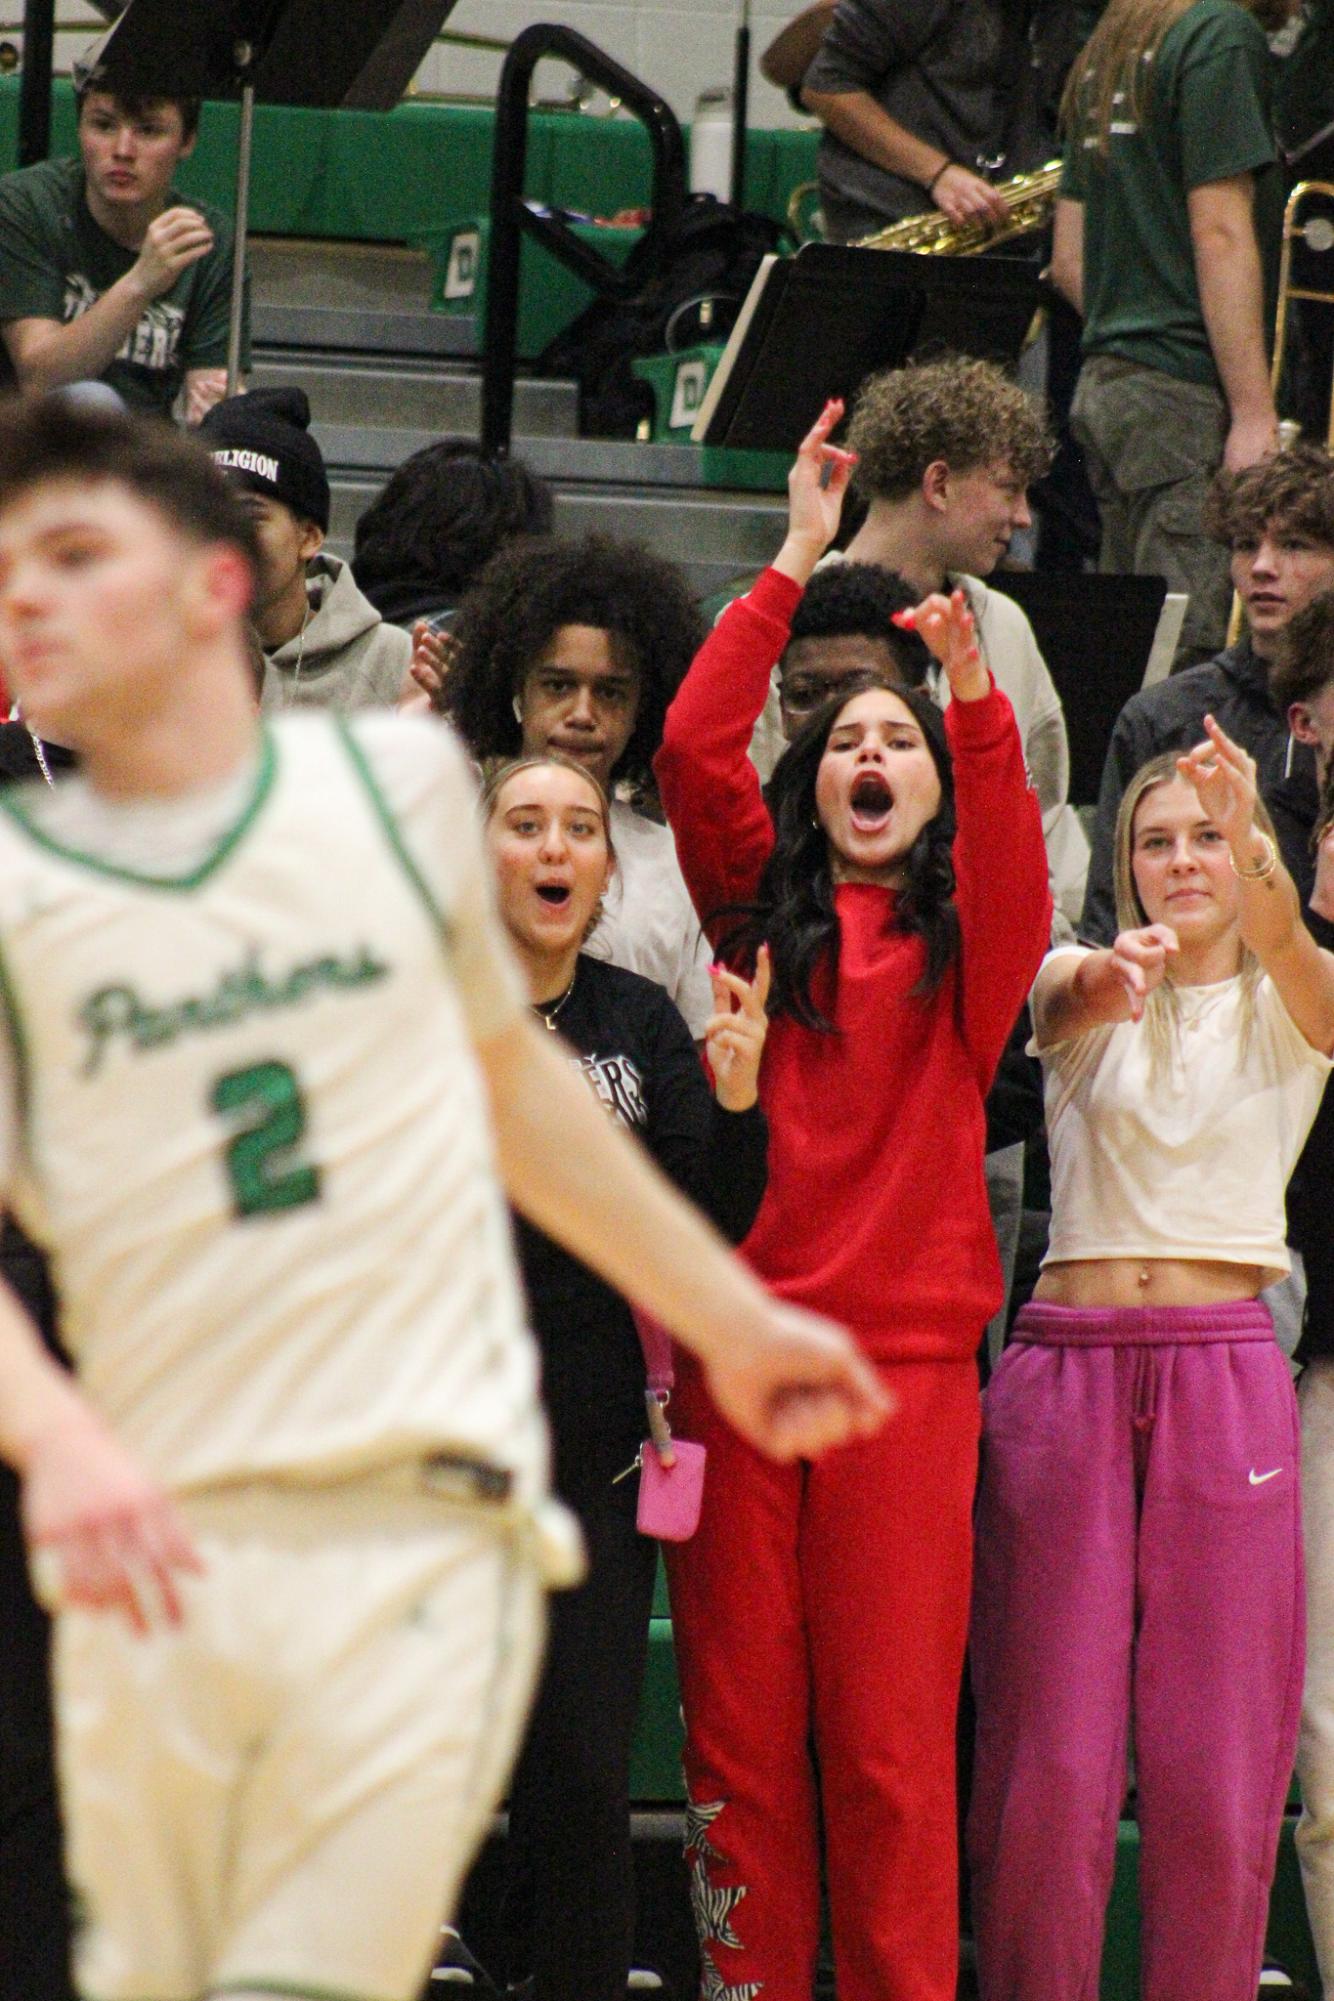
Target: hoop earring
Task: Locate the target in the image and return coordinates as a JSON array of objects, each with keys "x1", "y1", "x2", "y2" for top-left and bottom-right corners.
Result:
[{"x1": 512, "y1": 694, "x2": 523, "y2": 724}]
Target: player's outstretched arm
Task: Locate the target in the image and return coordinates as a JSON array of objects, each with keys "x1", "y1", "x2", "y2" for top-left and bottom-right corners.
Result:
[
  {"x1": 0, "y1": 1278, "x2": 202, "y2": 1632},
  {"x1": 476, "y1": 1014, "x2": 892, "y2": 1460}
]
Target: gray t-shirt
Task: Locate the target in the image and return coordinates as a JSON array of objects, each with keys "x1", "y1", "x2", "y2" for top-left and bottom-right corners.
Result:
[
  {"x1": 805, "y1": 0, "x2": 1047, "y2": 237},
  {"x1": 0, "y1": 155, "x2": 242, "y2": 415}
]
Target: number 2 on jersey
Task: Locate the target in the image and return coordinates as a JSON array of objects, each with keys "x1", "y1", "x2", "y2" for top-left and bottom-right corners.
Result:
[{"x1": 211, "y1": 1059, "x2": 321, "y2": 1218}]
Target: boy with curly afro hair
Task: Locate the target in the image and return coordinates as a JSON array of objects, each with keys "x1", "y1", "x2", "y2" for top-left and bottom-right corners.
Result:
[{"x1": 443, "y1": 532, "x2": 714, "y2": 1033}]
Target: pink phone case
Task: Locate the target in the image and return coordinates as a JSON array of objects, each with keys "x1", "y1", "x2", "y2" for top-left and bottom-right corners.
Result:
[{"x1": 637, "y1": 1438, "x2": 707, "y2": 1541}]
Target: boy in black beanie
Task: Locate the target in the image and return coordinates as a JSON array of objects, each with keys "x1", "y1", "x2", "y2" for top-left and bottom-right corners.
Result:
[{"x1": 201, "y1": 386, "x2": 410, "y2": 711}]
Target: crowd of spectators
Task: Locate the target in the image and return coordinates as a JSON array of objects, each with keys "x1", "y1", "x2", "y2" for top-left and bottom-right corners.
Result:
[{"x1": 1, "y1": 6, "x2": 1334, "y2": 2001}]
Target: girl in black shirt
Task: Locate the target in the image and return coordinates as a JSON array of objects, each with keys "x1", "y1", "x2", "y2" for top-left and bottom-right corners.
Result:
[{"x1": 482, "y1": 754, "x2": 770, "y2": 2001}]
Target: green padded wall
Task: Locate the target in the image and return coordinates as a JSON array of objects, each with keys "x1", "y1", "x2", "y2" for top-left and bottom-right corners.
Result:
[{"x1": 0, "y1": 80, "x2": 819, "y2": 244}]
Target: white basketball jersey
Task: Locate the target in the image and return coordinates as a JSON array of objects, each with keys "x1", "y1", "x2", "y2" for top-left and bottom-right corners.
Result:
[{"x1": 0, "y1": 713, "x2": 547, "y2": 1498}]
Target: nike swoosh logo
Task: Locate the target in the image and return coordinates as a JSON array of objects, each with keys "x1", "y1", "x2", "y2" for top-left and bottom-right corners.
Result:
[{"x1": 1249, "y1": 1468, "x2": 1283, "y2": 1486}]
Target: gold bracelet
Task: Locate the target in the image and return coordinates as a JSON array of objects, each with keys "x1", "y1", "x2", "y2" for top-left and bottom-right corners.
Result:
[{"x1": 1229, "y1": 830, "x2": 1278, "y2": 880}]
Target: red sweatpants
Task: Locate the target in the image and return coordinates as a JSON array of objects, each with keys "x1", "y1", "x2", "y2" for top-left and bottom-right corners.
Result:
[{"x1": 666, "y1": 1352, "x2": 981, "y2": 2001}]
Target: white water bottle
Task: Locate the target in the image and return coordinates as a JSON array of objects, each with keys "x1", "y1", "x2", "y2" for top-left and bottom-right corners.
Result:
[{"x1": 690, "y1": 88, "x2": 734, "y2": 201}]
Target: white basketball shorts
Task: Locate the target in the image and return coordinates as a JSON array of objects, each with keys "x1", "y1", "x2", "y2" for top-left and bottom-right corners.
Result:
[{"x1": 54, "y1": 1475, "x2": 546, "y2": 2000}]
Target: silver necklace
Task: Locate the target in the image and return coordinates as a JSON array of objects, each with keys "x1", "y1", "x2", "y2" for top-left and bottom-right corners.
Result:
[
  {"x1": 19, "y1": 714, "x2": 55, "y2": 787},
  {"x1": 533, "y1": 966, "x2": 578, "y2": 1031},
  {"x1": 28, "y1": 730, "x2": 54, "y2": 788}
]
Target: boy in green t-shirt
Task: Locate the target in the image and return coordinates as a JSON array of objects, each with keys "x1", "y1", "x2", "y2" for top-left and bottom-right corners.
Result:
[
  {"x1": 1049, "y1": 0, "x2": 1293, "y2": 667},
  {"x1": 0, "y1": 83, "x2": 241, "y2": 423}
]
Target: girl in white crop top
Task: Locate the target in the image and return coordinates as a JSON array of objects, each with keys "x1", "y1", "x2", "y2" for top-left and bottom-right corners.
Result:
[
  {"x1": 1033, "y1": 725, "x2": 1334, "y2": 1306},
  {"x1": 967, "y1": 722, "x2": 1334, "y2": 2001}
]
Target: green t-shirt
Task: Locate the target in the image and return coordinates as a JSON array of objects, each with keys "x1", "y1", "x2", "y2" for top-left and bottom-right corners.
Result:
[
  {"x1": 1062, "y1": 0, "x2": 1283, "y2": 388},
  {"x1": 0, "y1": 155, "x2": 242, "y2": 416}
]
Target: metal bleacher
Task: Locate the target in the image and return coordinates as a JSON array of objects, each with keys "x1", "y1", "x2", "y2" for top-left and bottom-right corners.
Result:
[{"x1": 245, "y1": 236, "x2": 787, "y2": 601}]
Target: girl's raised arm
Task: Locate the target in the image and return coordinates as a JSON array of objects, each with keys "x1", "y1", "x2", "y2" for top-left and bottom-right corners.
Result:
[{"x1": 1180, "y1": 717, "x2": 1334, "y2": 1055}]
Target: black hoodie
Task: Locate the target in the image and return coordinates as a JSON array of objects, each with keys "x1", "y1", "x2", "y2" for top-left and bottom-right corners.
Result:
[{"x1": 1080, "y1": 638, "x2": 1322, "y2": 946}]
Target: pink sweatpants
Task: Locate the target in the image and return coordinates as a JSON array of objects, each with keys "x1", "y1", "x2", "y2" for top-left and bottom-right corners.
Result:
[{"x1": 968, "y1": 1300, "x2": 1304, "y2": 2001}]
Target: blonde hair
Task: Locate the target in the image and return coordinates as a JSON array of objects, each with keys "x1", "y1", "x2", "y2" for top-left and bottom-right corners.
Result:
[
  {"x1": 1061, "y1": 0, "x2": 1289, "y2": 162},
  {"x1": 1112, "y1": 754, "x2": 1270, "y2": 1080},
  {"x1": 480, "y1": 752, "x2": 614, "y2": 853},
  {"x1": 480, "y1": 753, "x2": 616, "y2": 944}
]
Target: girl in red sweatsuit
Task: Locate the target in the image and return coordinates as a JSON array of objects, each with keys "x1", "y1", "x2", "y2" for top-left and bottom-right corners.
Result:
[{"x1": 654, "y1": 403, "x2": 1051, "y2": 2001}]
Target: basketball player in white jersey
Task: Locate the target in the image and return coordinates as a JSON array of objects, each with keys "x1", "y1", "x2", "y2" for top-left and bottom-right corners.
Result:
[{"x1": 0, "y1": 399, "x2": 889, "y2": 2001}]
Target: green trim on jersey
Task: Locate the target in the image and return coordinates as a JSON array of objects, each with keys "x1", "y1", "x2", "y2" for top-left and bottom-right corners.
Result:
[
  {"x1": 90, "y1": 1984, "x2": 395, "y2": 2001},
  {"x1": 211, "y1": 1980, "x2": 398, "y2": 2000},
  {"x1": 0, "y1": 729, "x2": 278, "y2": 892},
  {"x1": 334, "y1": 719, "x2": 450, "y2": 941},
  {"x1": 0, "y1": 933, "x2": 31, "y2": 1131}
]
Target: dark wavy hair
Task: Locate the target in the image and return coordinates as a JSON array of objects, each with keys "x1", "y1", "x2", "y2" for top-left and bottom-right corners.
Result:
[
  {"x1": 352, "y1": 440, "x2": 553, "y2": 608},
  {"x1": 1204, "y1": 443, "x2": 1334, "y2": 550},
  {"x1": 717, "y1": 674, "x2": 959, "y2": 1032},
  {"x1": 443, "y1": 534, "x2": 705, "y2": 797}
]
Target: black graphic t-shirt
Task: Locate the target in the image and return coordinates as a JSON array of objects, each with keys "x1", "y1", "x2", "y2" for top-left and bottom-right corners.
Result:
[
  {"x1": 516, "y1": 954, "x2": 768, "y2": 1491},
  {"x1": 0, "y1": 157, "x2": 241, "y2": 416}
]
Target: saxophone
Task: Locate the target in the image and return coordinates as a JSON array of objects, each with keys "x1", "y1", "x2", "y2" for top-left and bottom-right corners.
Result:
[{"x1": 848, "y1": 161, "x2": 1063, "y2": 254}]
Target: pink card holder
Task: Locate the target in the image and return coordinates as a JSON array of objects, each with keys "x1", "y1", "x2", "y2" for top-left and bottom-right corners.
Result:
[
  {"x1": 637, "y1": 1437, "x2": 707, "y2": 1540},
  {"x1": 624, "y1": 1310, "x2": 707, "y2": 1541}
]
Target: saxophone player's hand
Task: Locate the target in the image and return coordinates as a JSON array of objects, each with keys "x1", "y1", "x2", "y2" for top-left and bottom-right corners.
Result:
[{"x1": 931, "y1": 163, "x2": 1010, "y2": 230}]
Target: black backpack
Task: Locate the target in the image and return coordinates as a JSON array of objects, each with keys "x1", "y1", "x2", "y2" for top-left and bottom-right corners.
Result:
[{"x1": 537, "y1": 193, "x2": 787, "y2": 438}]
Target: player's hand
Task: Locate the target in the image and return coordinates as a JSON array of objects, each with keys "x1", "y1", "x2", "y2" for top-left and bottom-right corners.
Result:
[
  {"x1": 132, "y1": 206, "x2": 216, "y2": 299},
  {"x1": 1177, "y1": 715, "x2": 1260, "y2": 854},
  {"x1": 702, "y1": 1298, "x2": 893, "y2": 1461},
  {"x1": 705, "y1": 946, "x2": 771, "y2": 1112},
  {"x1": 894, "y1": 588, "x2": 989, "y2": 702},
  {"x1": 783, "y1": 399, "x2": 858, "y2": 565},
  {"x1": 1108, "y1": 923, "x2": 1178, "y2": 1021},
  {"x1": 930, "y1": 163, "x2": 1010, "y2": 230},
  {"x1": 409, "y1": 621, "x2": 460, "y2": 712},
  {"x1": 1223, "y1": 411, "x2": 1279, "y2": 476},
  {"x1": 21, "y1": 1407, "x2": 204, "y2": 1635}
]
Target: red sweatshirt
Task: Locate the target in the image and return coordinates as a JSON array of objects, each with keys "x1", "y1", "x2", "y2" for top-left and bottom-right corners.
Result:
[{"x1": 655, "y1": 567, "x2": 1052, "y2": 1360}]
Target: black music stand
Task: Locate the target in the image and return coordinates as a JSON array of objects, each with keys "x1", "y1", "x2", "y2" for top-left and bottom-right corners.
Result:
[
  {"x1": 76, "y1": 0, "x2": 459, "y2": 390},
  {"x1": 989, "y1": 571, "x2": 1169, "y2": 806},
  {"x1": 691, "y1": 242, "x2": 1044, "y2": 451}
]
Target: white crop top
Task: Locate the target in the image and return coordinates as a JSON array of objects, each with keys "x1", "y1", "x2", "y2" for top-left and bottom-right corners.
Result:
[{"x1": 1039, "y1": 947, "x2": 1333, "y2": 1281}]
